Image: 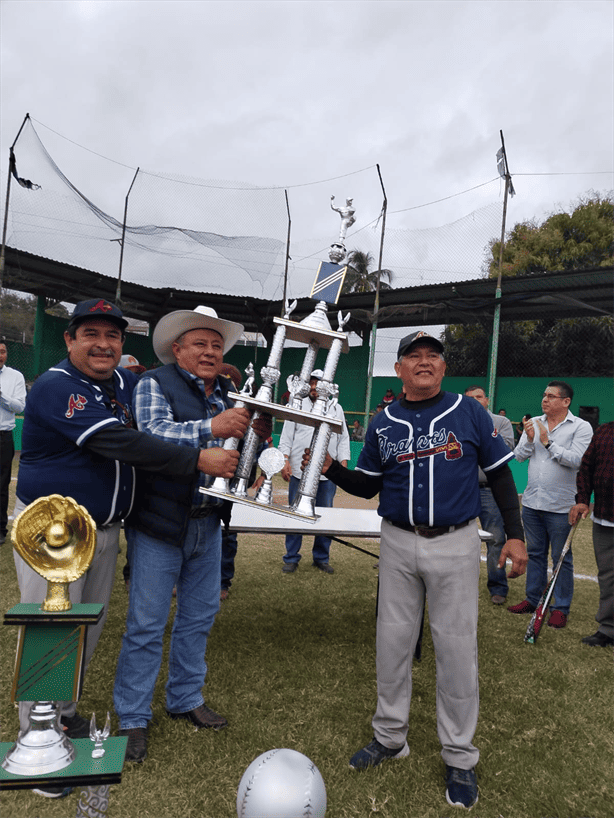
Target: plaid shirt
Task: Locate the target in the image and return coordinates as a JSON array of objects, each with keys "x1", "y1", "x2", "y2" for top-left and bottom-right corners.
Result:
[
  {"x1": 576, "y1": 422, "x2": 614, "y2": 524},
  {"x1": 133, "y1": 371, "x2": 230, "y2": 510}
]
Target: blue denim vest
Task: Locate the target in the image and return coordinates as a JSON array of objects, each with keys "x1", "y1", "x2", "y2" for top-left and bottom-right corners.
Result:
[{"x1": 128, "y1": 364, "x2": 232, "y2": 546}]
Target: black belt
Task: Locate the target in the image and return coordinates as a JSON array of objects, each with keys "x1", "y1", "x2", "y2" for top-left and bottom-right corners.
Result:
[
  {"x1": 189, "y1": 506, "x2": 217, "y2": 519},
  {"x1": 386, "y1": 518, "x2": 471, "y2": 539},
  {"x1": 0, "y1": 429, "x2": 14, "y2": 435}
]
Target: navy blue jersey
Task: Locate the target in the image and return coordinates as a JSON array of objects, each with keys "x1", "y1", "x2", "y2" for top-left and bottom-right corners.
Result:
[
  {"x1": 17, "y1": 359, "x2": 138, "y2": 526},
  {"x1": 357, "y1": 392, "x2": 514, "y2": 527}
]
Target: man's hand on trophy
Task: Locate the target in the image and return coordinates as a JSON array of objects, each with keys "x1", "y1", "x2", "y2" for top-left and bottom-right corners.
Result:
[
  {"x1": 251, "y1": 413, "x2": 272, "y2": 440},
  {"x1": 301, "y1": 448, "x2": 333, "y2": 474},
  {"x1": 197, "y1": 448, "x2": 240, "y2": 477},
  {"x1": 211, "y1": 407, "x2": 251, "y2": 439}
]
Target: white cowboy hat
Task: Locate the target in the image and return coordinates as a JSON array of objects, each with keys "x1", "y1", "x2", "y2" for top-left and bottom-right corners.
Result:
[{"x1": 153, "y1": 306, "x2": 244, "y2": 364}]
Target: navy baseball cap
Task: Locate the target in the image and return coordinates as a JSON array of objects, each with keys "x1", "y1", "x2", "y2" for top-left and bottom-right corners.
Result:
[
  {"x1": 67, "y1": 299, "x2": 128, "y2": 332},
  {"x1": 397, "y1": 330, "x2": 444, "y2": 358}
]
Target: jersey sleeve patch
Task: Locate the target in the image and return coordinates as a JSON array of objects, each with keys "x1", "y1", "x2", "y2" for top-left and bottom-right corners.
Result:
[{"x1": 65, "y1": 393, "x2": 88, "y2": 418}]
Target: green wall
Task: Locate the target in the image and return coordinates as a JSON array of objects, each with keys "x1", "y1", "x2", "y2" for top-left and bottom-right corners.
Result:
[
  {"x1": 6, "y1": 308, "x2": 612, "y2": 437},
  {"x1": 436, "y1": 375, "x2": 613, "y2": 425}
]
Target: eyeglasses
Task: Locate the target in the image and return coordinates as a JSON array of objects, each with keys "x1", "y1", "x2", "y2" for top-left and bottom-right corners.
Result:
[{"x1": 542, "y1": 393, "x2": 564, "y2": 401}]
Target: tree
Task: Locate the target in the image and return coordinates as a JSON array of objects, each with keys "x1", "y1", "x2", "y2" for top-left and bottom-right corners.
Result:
[
  {"x1": 342, "y1": 250, "x2": 394, "y2": 294},
  {"x1": 0, "y1": 290, "x2": 70, "y2": 344},
  {"x1": 485, "y1": 192, "x2": 613, "y2": 278},
  {"x1": 445, "y1": 192, "x2": 614, "y2": 378}
]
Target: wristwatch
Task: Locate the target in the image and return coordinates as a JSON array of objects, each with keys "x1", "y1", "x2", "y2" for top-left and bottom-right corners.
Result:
[{"x1": 544, "y1": 440, "x2": 552, "y2": 449}]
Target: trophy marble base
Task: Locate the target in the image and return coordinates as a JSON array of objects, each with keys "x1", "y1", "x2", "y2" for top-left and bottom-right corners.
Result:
[
  {"x1": 0, "y1": 737, "x2": 127, "y2": 790},
  {"x1": 199, "y1": 487, "x2": 319, "y2": 523}
]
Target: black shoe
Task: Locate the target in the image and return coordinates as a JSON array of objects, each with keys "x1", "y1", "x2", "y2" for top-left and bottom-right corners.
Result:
[
  {"x1": 582, "y1": 631, "x2": 614, "y2": 647},
  {"x1": 313, "y1": 561, "x2": 334, "y2": 574},
  {"x1": 118, "y1": 726, "x2": 148, "y2": 762},
  {"x1": 32, "y1": 785, "x2": 73, "y2": 798},
  {"x1": 349, "y1": 737, "x2": 409, "y2": 770},
  {"x1": 282, "y1": 562, "x2": 298, "y2": 573},
  {"x1": 166, "y1": 703, "x2": 228, "y2": 730},
  {"x1": 60, "y1": 711, "x2": 90, "y2": 738},
  {"x1": 445, "y1": 765, "x2": 478, "y2": 808}
]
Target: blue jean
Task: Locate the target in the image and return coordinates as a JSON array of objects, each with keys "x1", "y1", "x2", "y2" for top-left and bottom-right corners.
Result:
[
  {"x1": 522, "y1": 506, "x2": 574, "y2": 614},
  {"x1": 479, "y1": 487, "x2": 508, "y2": 598},
  {"x1": 284, "y1": 476, "x2": 337, "y2": 565},
  {"x1": 113, "y1": 516, "x2": 221, "y2": 729}
]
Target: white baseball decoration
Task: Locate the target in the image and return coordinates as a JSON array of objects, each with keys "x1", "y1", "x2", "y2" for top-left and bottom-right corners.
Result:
[{"x1": 237, "y1": 748, "x2": 327, "y2": 818}]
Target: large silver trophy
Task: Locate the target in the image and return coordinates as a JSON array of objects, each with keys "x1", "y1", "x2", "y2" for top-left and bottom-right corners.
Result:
[{"x1": 201, "y1": 197, "x2": 355, "y2": 521}]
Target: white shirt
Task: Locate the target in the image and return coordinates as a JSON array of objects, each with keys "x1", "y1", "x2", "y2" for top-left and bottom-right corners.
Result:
[
  {"x1": 514, "y1": 410, "x2": 593, "y2": 514},
  {"x1": 0, "y1": 365, "x2": 27, "y2": 430},
  {"x1": 278, "y1": 396, "x2": 351, "y2": 481}
]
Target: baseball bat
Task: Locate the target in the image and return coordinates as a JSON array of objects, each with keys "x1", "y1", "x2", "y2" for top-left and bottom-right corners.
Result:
[{"x1": 524, "y1": 519, "x2": 580, "y2": 644}]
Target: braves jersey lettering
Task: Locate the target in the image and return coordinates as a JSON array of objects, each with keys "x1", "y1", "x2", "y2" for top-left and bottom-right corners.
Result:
[
  {"x1": 378, "y1": 430, "x2": 413, "y2": 462},
  {"x1": 381, "y1": 428, "x2": 463, "y2": 463},
  {"x1": 358, "y1": 393, "x2": 514, "y2": 527},
  {"x1": 66, "y1": 393, "x2": 88, "y2": 418}
]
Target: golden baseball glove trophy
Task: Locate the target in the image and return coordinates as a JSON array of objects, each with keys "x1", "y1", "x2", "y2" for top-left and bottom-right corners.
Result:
[
  {"x1": 1, "y1": 495, "x2": 127, "y2": 794},
  {"x1": 11, "y1": 494, "x2": 97, "y2": 611}
]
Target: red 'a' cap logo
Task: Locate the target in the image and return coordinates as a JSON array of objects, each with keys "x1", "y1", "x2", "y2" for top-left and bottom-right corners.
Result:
[{"x1": 89, "y1": 300, "x2": 112, "y2": 314}]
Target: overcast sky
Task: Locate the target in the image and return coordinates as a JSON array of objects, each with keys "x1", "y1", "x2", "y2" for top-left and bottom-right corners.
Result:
[{"x1": 1, "y1": 0, "x2": 612, "y2": 367}]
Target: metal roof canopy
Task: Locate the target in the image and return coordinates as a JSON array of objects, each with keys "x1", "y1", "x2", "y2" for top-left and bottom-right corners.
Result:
[{"x1": 3, "y1": 246, "x2": 612, "y2": 342}]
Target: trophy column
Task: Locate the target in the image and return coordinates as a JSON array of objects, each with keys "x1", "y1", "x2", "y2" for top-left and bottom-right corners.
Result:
[{"x1": 200, "y1": 194, "x2": 355, "y2": 522}]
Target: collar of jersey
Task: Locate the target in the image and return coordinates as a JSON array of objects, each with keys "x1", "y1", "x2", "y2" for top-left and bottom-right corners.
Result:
[
  {"x1": 55, "y1": 357, "x2": 126, "y2": 391},
  {"x1": 399, "y1": 391, "x2": 445, "y2": 411}
]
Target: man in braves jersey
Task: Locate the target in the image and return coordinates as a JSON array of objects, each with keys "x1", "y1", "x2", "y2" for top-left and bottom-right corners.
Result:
[
  {"x1": 311, "y1": 330, "x2": 527, "y2": 809},
  {"x1": 13, "y1": 299, "x2": 243, "y2": 797}
]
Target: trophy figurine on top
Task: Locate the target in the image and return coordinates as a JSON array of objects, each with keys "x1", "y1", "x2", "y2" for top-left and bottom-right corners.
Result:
[{"x1": 201, "y1": 196, "x2": 356, "y2": 521}]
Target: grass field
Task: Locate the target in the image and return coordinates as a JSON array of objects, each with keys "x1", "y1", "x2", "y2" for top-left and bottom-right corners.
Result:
[{"x1": 1, "y1": 463, "x2": 613, "y2": 818}]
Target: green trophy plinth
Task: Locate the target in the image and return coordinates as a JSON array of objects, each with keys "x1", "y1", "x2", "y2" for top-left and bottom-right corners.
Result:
[
  {"x1": 7, "y1": 603, "x2": 102, "y2": 704},
  {"x1": 1, "y1": 496, "x2": 127, "y2": 804}
]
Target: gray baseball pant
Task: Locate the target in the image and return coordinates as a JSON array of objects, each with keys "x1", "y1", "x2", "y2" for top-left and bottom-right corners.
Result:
[
  {"x1": 373, "y1": 518, "x2": 481, "y2": 770},
  {"x1": 12, "y1": 497, "x2": 120, "y2": 733}
]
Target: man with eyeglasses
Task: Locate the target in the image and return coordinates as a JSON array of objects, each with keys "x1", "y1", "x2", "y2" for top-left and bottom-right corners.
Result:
[{"x1": 509, "y1": 380, "x2": 593, "y2": 628}]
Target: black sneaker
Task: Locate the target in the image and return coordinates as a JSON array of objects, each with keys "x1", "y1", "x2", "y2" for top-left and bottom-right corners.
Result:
[
  {"x1": 282, "y1": 562, "x2": 298, "y2": 573},
  {"x1": 32, "y1": 785, "x2": 73, "y2": 798},
  {"x1": 60, "y1": 711, "x2": 90, "y2": 738},
  {"x1": 582, "y1": 631, "x2": 614, "y2": 647},
  {"x1": 118, "y1": 726, "x2": 148, "y2": 762},
  {"x1": 445, "y1": 765, "x2": 478, "y2": 808},
  {"x1": 349, "y1": 737, "x2": 409, "y2": 770}
]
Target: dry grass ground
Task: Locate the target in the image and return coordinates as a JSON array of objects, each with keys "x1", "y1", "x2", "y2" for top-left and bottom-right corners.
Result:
[{"x1": 1, "y1": 461, "x2": 613, "y2": 818}]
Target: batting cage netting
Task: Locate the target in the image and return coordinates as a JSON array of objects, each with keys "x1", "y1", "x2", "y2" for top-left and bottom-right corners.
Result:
[{"x1": 1, "y1": 116, "x2": 612, "y2": 379}]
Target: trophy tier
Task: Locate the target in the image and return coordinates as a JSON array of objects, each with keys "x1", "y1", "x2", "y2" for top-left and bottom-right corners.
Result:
[
  {"x1": 273, "y1": 317, "x2": 350, "y2": 354},
  {"x1": 227, "y1": 392, "x2": 343, "y2": 431},
  {"x1": 199, "y1": 486, "x2": 320, "y2": 523}
]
